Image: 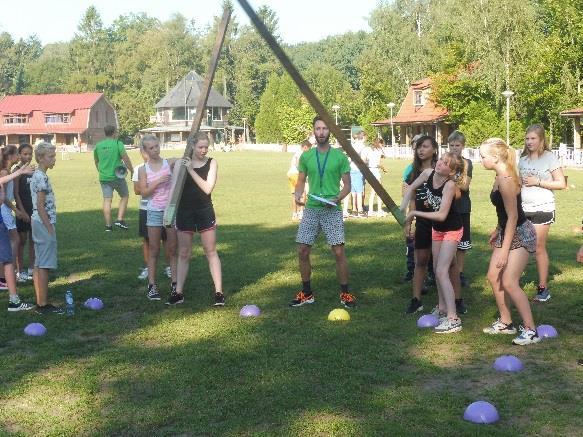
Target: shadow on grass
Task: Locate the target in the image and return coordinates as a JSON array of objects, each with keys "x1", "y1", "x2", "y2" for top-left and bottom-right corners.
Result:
[{"x1": 0, "y1": 210, "x2": 581, "y2": 435}]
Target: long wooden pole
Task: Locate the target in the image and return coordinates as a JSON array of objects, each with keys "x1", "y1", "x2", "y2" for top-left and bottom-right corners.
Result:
[
  {"x1": 236, "y1": 0, "x2": 405, "y2": 225},
  {"x1": 164, "y1": 7, "x2": 232, "y2": 226}
]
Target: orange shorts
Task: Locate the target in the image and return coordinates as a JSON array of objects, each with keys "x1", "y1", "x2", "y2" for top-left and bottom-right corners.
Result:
[{"x1": 432, "y1": 227, "x2": 463, "y2": 242}]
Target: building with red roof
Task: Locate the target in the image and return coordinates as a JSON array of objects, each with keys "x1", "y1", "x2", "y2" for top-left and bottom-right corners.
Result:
[
  {"x1": 560, "y1": 107, "x2": 583, "y2": 149},
  {"x1": 373, "y1": 78, "x2": 453, "y2": 145},
  {"x1": 0, "y1": 93, "x2": 117, "y2": 149}
]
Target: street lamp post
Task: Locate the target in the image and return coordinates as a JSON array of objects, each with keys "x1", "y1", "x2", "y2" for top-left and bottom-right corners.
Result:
[
  {"x1": 502, "y1": 90, "x2": 514, "y2": 146},
  {"x1": 332, "y1": 104, "x2": 340, "y2": 125},
  {"x1": 387, "y1": 102, "x2": 396, "y2": 145},
  {"x1": 242, "y1": 117, "x2": 247, "y2": 143}
]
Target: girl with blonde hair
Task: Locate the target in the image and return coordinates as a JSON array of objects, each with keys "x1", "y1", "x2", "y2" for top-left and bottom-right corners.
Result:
[{"x1": 480, "y1": 138, "x2": 540, "y2": 345}]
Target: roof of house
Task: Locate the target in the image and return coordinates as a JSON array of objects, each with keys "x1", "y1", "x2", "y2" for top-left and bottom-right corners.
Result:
[
  {"x1": 0, "y1": 93, "x2": 103, "y2": 114},
  {"x1": 372, "y1": 78, "x2": 448, "y2": 126},
  {"x1": 560, "y1": 107, "x2": 583, "y2": 117},
  {"x1": 156, "y1": 71, "x2": 233, "y2": 109}
]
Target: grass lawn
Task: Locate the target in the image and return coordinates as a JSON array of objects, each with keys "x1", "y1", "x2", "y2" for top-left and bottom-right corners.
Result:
[{"x1": 0, "y1": 150, "x2": 582, "y2": 436}]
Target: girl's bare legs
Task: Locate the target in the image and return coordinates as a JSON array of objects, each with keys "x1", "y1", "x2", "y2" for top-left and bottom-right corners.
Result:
[
  {"x1": 164, "y1": 228, "x2": 178, "y2": 283},
  {"x1": 176, "y1": 231, "x2": 193, "y2": 295},
  {"x1": 487, "y1": 248, "x2": 513, "y2": 324},
  {"x1": 201, "y1": 229, "x2": 222, "y2": 294},
  {"x1": 412, "y1": 248, "x2": 430, "y2": 300},
  {"x1": 533, "y1": 224, "x2": 550, "y2": 288},
  {"x1": 501, "y1": 247, "x2": 536, "y2": 330},
  {"x1": 147, "y1": 226, "x2": 162, "y2": 285},
  {"x1": 432, "y1": 240, "x2": 459, "y2": 319}
]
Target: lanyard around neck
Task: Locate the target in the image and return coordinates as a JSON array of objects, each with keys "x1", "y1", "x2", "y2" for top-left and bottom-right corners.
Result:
[{"x1": 315, "y1": 147, "x2": 331, "y2": 193}]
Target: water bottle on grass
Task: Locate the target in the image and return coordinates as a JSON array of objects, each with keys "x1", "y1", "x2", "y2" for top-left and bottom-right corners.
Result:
[{"x1": 65, "y1": 290, "x2": 74, "y2": 316}]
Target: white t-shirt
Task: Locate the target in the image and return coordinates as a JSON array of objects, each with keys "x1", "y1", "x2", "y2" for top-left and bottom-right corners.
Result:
[
  {"x1": 518, "y1": 151, "x2": 561, "y2": 212},
  {"x1": 287, "y1": 149, "x2": 303, "y2": 176},
  {"x1": 132, "y1": 163, "x2": 149, "y2": 210},
  {"x1": 349, "y1": 140, "x2": 365, "y2": 171},
  {"x1": 363, "y1": 147, "x2": 384, "y2": 169}
]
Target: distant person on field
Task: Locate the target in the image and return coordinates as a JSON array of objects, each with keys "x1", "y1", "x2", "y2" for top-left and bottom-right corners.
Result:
[
  {"x1": 448, "y1": 130, "x2": 472, "y2": 314},
  {"x1": 291, "y1": 115, "x2": 356, "y2": 309},
  {"x1": 518, "y1": 124, "x2": 566, "y2": 302},
  {"x1": 31, "y1": 142, "x2": 62, "y2": 314},
  {"x1": 14, "y1": 143, "x2": 35, "y2": 282},
  {"x1": 94, "y1": 125, "x2": 134, "y2": 231},
  {"x1": 348, "y1": 131, "x2": 366, "y2": 217},
  {"x1": 362, "y1": 137, "x2": 387, "y2": 217},
  {"x1": 287, "y1": 140, "x2": 312, "y2": 221}
]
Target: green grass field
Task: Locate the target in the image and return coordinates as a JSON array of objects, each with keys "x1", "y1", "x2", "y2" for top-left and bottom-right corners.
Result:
[{"x1": 1, "y1": 150, "x2": 582, "y2": 436}]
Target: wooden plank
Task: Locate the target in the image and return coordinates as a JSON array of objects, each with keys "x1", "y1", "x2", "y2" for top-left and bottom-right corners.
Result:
[
  {"x1": 163, "y1": 6, "x2": 232, "y2": 226},
  {"x1": 236, "y1": 0, "x2": 405, "y2": 225}
]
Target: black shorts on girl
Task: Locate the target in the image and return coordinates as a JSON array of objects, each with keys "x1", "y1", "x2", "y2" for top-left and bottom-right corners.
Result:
[
  {"x1": 0, "y1": 222, "x2": 12, "y2": 263},
  {"x1": 525, "y1": 210, "x2": 555, "y2": 225},
  {"x1": 414, "y1": 218, "x2": 432, "y2": 250},
  {"x1": 176, "y1": 204, "x2": 217, "y2": 233}
]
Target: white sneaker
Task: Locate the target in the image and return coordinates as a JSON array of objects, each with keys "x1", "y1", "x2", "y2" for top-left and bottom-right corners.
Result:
[
  {"x1": 434, "y1": 318, "x2": 462, "y2": 334},
  {"x1": 483, "y1": 318, "x2": 517, "y2": 335},
  {"x1": 512, "y1": 326, "x2": 541, "y2": 345},
  {"x1": 164, "y1": 266, "x2": 172, "y2": 279},
  {"x1": 138, "y1": 267, "x2": 149, "y2": 280},
  {"x1": 16, "y1": 271, "x2": 28, "y2": 283},
  {"x1": 27, "y1": 268, "x2": 33, "y2": 280}
]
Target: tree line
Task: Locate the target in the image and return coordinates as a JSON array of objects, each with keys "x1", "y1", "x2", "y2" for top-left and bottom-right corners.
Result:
[{"x1": 1, "y1": 0, "x2": 582, "y2": 147}]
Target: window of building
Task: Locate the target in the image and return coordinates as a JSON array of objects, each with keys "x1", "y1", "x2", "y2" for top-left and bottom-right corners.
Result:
[
  {"x1": 44, "y1": 113, "x2": 71, "y2": 124},
  {"x1": 211, "y1": 107, "x2": 223, "y2": 121},
  {"x1": 172, "y1": 107, "x2": 187, "y2": 121},
  {"x1": 414, "y1": 91, "x2": 424, "y2": 106},
  {"x1": 3, "y1": 114, "x2": 28, "y2": 124}
]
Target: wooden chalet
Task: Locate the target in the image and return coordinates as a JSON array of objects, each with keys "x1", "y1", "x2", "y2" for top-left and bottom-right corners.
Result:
[
  {"x1": 373, "y1": 78, "x2": 453, "y2": 145},
  {"x1": 141, "y1": 70, "x2": 235, "y2": 145},
  {"x1": 0, "y1": 93, "x2": 117, "y2": 150},
  {"x1": 560, "y1": 107, "x2": 583, "y2": 149}
]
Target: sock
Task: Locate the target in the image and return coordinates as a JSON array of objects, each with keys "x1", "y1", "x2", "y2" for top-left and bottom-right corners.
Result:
[
  {"x1": 9, "y1": 294, "x2": 19, "y2": 304},
  {"x1": 302, "y1": 281, "x2": 311, "y2": 295},
  {"x1": 340, "y1": 283, "x2": 349, "y2": 293}
]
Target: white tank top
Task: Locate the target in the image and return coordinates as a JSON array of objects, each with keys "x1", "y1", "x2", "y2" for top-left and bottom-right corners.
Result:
[{"x1": 145, "y1": 159, "x2": 172, "y2": 211}]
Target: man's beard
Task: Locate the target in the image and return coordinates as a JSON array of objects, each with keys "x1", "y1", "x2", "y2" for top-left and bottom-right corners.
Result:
[{"x1": 316, "y1": 133, "x2": 330, "y2": 146}]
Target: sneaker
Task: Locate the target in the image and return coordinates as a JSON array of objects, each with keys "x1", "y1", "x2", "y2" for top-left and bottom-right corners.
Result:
[
  {"x1": 289, "y1": 291, "x2": 314, "y2": 307},
  {"x1": 455, "y1": 298, "x2": 468, "y2": 315},
  {"x1": 35, "y1": 304, "x2": 65, "y2": 314},
  {"x1": 147, "y1": 284, "x2": 161, "y2": 301},
  {"x1": 533, "y1": 286, "x2": 551, "y2": 302},
  {"x1": 27, "y1": 268, "x2": 33, "y2": 280},
  {"x1": 17, "y1": 271, "x2": 29, "y2": 283},
  {"x1": 460, "y1": 272, "x2": 468, "y2": 288},
  {"x1": 512, "y1": 326, "x2": 541, "y2": 345},
  {"x1": 114, "y1": 220, "x2": 128, "y2": 230},
  {"x1": 166, "y1": 291, "x2": 184, "y2": 305},
  {"x1": 214, "y1": 292, "x2": 225, "y2": 306},
  {"x1": 8, "y1": 299, "x2": 34, "y2": 312},
  {"x1": 483, "y1": 318, "x2": 517, "y2": 335},
  {"x1": 402, "y1": 270, "x2": 414, "y2": 283},
  {"x1": 105, "y1": 226, "x2": 113, "y2": 232},
  {"x1": 434, "y1": 317, "x2": 462, "y2": 334},
  {"x1": 430, "y1": 306, "x2": 446, "y2": 319},
  {"x1": 138, "y1": 267, "x2": 149, "y2": 280},
  {"x1": 165, "y1": 266, "x2": 172, "y2": 279},
  {"x1": 340, "y1": 292, "x2": 357, "y2": 309},
  {"x1": 0, "y1": 279, "x2": 7, "y2": 290},
  {"x1": 406, "y1": 297, "x2": 423, "y2": 314}
]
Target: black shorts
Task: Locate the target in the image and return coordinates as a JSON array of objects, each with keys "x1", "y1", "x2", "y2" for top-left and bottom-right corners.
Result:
[
  {"x1": 16, "y1": 218, "x2": 31, "y2": 233},
  {"x1": 457, "y1": 213, "x2": 472, "y2": 250},
  {"x1": 139, "y1": 209, "x2": 166, "y2": 240},
  {"x1": 176, "y1": 204, "x2": 217, "y2": 233},
  {"x1": 525, "y1": 210, "x2": 555, "y2": 225},
  {"x1": 414, "y1": 218, "x2": 432, "y2": 250}
]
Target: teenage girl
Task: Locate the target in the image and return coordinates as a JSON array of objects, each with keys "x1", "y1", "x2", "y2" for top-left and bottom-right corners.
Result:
[
  {"x1": 402, "y1": 152, "x2": 465, "y2": 334},
  {"x1": 0, "y1": 146, "x2": 23, "y2": 273},
  {"x1": 137, "y1": 134, "x2": 178, "y2": 301},
  {"x1": 14, "y1": 143, "x2": 35, "y2": 282},
  {"x1": 401, "y1": 135, "x2": 437, "y2": 314},
  {"x1": 363, "y1": 137, "x2": 387, "y2": 217},
  {"x1": 518, "y1": 124, "x2": 566, "y2": 302},
  {"x1": 480, "y1": 138, "x2": 540, "y2": 345},
  {"x1": 174, "y1": 132, "x2": 223, "y2": 306}
]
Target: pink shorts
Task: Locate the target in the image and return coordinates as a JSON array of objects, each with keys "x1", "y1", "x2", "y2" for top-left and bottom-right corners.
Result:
[{"x1": 432, "y1": 227, "x2": 463, "y2": 242}]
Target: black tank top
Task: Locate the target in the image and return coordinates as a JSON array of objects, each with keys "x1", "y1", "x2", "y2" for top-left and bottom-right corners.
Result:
[
  {"x1": 490, "y1": 189, "x2": 527, "y2": 230},
  {"x1": 178, "y1": 158, "x2": 213, "y2": 209},
  {"x1": 424, "y1": 171, "x2": 462, "y2": 232},
  {"x1": 16, "y1": 168, "x2": 33, "y2": 214}
]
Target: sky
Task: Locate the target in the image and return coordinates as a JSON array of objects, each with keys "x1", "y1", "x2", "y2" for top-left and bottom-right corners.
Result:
[{"x1": 0, "y1": 0, "x2": 378, "y2": 46}]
